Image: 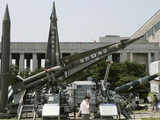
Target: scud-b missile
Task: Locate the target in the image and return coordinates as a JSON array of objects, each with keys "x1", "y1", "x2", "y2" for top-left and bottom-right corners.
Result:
[
  {"x1": 0, "y1": 5, "x2": 11, "y2": 112},
  {"x1": 115, "y1": 73, "x2": 160, "y2": 93}
]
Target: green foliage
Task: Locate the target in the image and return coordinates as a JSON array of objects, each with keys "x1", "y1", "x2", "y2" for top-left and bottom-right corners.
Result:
[
  {"x1": 19, "y1": 67, "x2": 44, "y2": 78},
  {"x1": 108, "y1": 62, "x2": 146, "y2": 88},
  {"x1": 19, "y1": 68, "x2": 31, "y2": 78},
  {"x1": 86, "y1": 61, "x2": 147, "y2": 88},
  {"x1": 9, "y1": 65, "x2": 19, "y2": 86},
  {"x1": 141, "y1": 118, "x2": 160, "y2": 120},
  {"x1": 86, "y1": 60, "x2": 108, "y2": 81},
  {"x1": 85, "y1": 61, "x2": 147, "y2": 98},
  {"x1": 115, "y1": 75, "x2": 138, "y2": 87},
  {"x1": 30, "y1": 68, "x2": 44, "y2": 76},
  {"x1": 9, "y1": 65, "x2": 19, "y2": 75},
  {"x1": 148, "y1": 92, "x2": 156, "y2": 103}
]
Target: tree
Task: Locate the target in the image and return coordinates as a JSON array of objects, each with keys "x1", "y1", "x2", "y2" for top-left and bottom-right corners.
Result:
[
  {"x1": 85, "y1": 61, "x2": 147, "y2": 98},
  {"x1": 108, "y1": 62, "x2": 146, "y2": 88},
  {"x1": 8, "y1": 65, "x2": 44, "y2": 86}
]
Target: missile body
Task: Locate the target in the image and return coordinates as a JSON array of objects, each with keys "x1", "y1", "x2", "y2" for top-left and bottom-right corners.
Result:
[
  {"x1": 0, "y1": 5, "x2": 11, "y2": 112},
  {"x1": 115, "y1": 73, "x2": 160, "y2": 93},
  {"x1": 45, "y1": 2, "x2": 61, "y2": 68}
]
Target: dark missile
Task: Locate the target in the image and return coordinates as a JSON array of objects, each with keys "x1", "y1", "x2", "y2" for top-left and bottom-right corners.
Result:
[
  {"x1": 16, "y1": 66, "x2": 63, "y2": 85},
  {"x1": 0, "y1": 5, "x2": 11, "y2": 112},
  {"x1": 45, "y1": 1, "x2": 61, "y2": 68},
  {"x1": 115, "y1": 73, "x2": 160, "y2": 93}
]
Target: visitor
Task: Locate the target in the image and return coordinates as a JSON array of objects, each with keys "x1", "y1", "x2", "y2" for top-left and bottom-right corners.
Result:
[
  {"x1": 135, "y1": 95, "x2": 140, "y2": 109},
  {"x1": 152, "y1": 94, "x2": 158, "y2": 112},
  {"x1": 77, "y1": 96, "x2": 90, "y2": 120}
]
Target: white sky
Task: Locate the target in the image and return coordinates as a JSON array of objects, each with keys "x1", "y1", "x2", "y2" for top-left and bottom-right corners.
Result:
[{"x1": 0, "y1": 0, "x2": 160, "y2": 42}]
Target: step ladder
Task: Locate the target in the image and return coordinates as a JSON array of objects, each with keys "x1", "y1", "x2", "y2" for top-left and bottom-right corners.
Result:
[
  {"x1": 17, "y1": 91, "x2": 36, "y2": 120},
  {"x1": 18, "y1": 104, "x2": 36, "y2": 120},
  {"x1": 101, "y1": 60, "x2": 112, "y2": 91},
  {"x1": 104, "y1": 60, "x2": 112, "y2": 82}
]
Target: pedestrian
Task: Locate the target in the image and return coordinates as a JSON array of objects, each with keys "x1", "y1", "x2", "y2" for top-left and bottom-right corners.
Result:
[
  {"x1": 152, "y1": 94, "x2": 158, "y2": 112},
  {"x1": 77, "y1": 96, "x2": 90, "y2": 120},
  {"x1": 135, "y1": 95, "x2": 140, "y2": 109}
]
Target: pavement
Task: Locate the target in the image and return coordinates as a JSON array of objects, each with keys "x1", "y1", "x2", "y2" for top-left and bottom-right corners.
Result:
[
  {"x1": 71, "y1": 111, "x2": 160, "y2": 120},
  {"x1": 0, "y1": 104, "x2": 159, "y2": 120},
  {"x1": 122, "y1": 104, "x2": 160, "y2": 120},
  {"x1": 72, "y1": 105, "x2": 160, "y2": 120},
  {"x1": 74, "y1": 113, "x2": 160, "y2": 120},
  {"x1": 131, "y1": 111, "x2": 160, "y2": 120}
]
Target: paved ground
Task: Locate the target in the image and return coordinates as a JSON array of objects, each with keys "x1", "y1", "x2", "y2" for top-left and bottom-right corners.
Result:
[
  {"x1": 129, "y1": 111, "x2": 160, "y2": 120},
  {"x1": 71, "y1": 111, "x2": 160, "y2": 120},
  {"x1": 74, "y1": 109, "x2": 160, "y2": 120},
  {"x1": 1, "y1": 105, "x2": 160, "y2": 120},
  {"x1": 131, "y1": 111, "x2": 160, "y2": 120}
]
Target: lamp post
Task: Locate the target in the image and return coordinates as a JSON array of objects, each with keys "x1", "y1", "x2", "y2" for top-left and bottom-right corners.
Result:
[{"x1": 73, "y1": 84, "x2": 77, "y2": 120}]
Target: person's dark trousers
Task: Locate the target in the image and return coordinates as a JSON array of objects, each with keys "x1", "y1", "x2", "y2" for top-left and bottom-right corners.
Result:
[
  {"x1": 82, "y1": 114, "x2": 90, "y2": 120},
  {"x1": 152, "y1": 103, "x2": 158, "y2": 112}
]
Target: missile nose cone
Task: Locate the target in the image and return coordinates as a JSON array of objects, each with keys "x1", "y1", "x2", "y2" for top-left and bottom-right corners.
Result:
[
  {"x1": 50, "y1": 1, "x2": 57, "y2": 20},
  {"x1": 3, "y1": 4, "x2": 10, "y2": 21},
  {"x1": 53, "y1": 1, "x2": 55, "y2": 8}
]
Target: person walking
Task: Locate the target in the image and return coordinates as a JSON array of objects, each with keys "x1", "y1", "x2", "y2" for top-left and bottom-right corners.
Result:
[
  {"x1": 135, "y1": 95, "x2": 140, "y2": 110},
  {"x1": 152, "y1": 94, "x2": 158, "y2": 112},
  {"x1": 77, "y1": 96, "x2": 90, "y2": 120}
]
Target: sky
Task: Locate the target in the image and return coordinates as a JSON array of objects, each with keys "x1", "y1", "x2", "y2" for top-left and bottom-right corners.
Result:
[{"x1": 0, "y1": 0, "x2": 160, "y2": 42}]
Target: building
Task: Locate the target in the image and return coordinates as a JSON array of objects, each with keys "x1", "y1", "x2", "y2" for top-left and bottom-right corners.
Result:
[
  {"x1": 99, "y1": 35, "x2": 129, "y2": 43},
  {"x1": 99, "y1": 35, "x2": 159, "y2": 66},
  {"x1": 150, "y1": 80, "x2": 160, "y2": 93}
]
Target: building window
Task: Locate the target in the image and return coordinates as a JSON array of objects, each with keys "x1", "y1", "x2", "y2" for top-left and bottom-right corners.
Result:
[
  {"x1": 151, "y1": 53, "x2": 154, "y2": 62},
  {"x1": 144, "y1": 34, "x2": 147, "y2": 40},
  {"x1": 147, "y1": 28, "x2": 153, "y2": 37},
  {"x1": 154, "y1": 21, "x2": 160, "y2": 32}
]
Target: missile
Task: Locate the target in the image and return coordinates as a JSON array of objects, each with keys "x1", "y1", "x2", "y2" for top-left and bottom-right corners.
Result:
[
  {"x1": 17, "y1": 66, "x2": 63, "y2": 85},
  {"x1": 45, "y1": 1, "x2": 61, "y2": 68},
  {"x1": 0, "y1": 5, "x2": 11, "y2": 112},
  {"x1": 115, "y1": 73, "x2": 160, "y2": 93},
  {"x1": 1, "y1": 5, "x2": 10, "y2": 73}
]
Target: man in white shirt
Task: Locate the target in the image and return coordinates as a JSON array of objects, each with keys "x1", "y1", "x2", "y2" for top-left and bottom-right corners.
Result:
[{"x1": 77, "y1": 96, "x2": 90, "y2": 120}]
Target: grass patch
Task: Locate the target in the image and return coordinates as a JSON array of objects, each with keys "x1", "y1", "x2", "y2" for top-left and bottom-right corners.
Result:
[
  {"x1": 141, "y1": 118, "x2": 160, "y2": 120},
  {"x1": 133, "y1": 109, "x2": 147, "y2": 113},
  {"x1": 0, "y1": 119, "x2": 16, "y2": 120}
]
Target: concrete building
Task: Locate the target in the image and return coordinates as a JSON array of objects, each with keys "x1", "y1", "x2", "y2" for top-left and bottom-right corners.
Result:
[
  {"x1": 150, "y1": 80, "x2": 160, "y2": 93},
  {"x1": 99, "y1": 35, "x2": 129, "y2": 43},
  {"x1": 99, "y1": 35, "x2": 159, "y2": 66}
]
